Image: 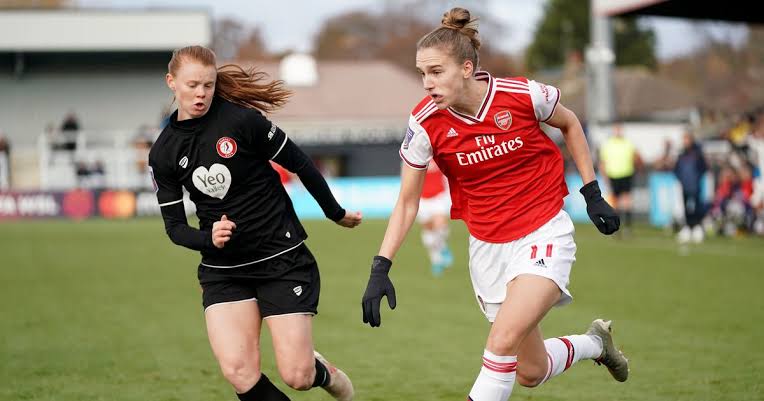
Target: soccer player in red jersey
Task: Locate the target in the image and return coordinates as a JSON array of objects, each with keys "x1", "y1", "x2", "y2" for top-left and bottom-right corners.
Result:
[
  {"x1": 417, "y1": 162, "x2": 453, "y2": 276},
  {"x1": 361, "y1": 8, "x2": 629, "y2": 401}
]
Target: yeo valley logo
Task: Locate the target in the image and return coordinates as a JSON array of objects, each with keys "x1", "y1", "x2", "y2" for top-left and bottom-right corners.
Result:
[{"x1": 193, "y1": 164, "x2": 231, "y2": 199}]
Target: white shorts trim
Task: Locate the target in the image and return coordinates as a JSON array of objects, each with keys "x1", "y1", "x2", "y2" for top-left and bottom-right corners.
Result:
[
  {"x1": 201, "y1": 241, "x2": 304, "y2": 268},
  {"x1": 262, "y1": 311, "x2": 316, "y2": 320},
  {"x1": 203, "y1": 297, "x2": 257, "y2": 313},
  {"x1": 468, "y1": 209, "x2": 577, "y2": 322}
]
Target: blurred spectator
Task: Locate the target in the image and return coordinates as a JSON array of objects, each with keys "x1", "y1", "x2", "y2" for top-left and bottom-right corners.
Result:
[
  {"x1": 0, "y1": 131, "x2": 10, "y2": 190},
  {"x1": 653, "y1": 138, "x2": 674, "y2": 171},
  {"x1": 133, "y1": 125, "x2": 155, "y2": 174},
  {"x1": 749, "y1": 122, "x2": 764, "y2": 234},
  {"x1": 711, "y1": 164, "x2": 755, "y2": 237},
  {"x1": 674, "y1": 131, "x2": 707, "y2": 243},
  {"x1": 599, "y1": 123, "x2": 642, "y2": 234},
  {"x1": 58, "y1": 111, "x2": 80, "y2": 151}
]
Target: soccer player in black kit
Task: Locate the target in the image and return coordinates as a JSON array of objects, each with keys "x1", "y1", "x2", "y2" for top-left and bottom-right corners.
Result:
[{"x1": 149, "y1": 45, "x2": 360, "y2": 401}]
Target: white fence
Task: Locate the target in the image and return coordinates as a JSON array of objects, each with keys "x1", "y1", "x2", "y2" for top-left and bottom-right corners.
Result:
[
  {"x1": 37, "y1": 129, "x2": 158, "y2": 191},
  {"x1": 0, "y1": 153, "x2": 8, "y2": 190}
]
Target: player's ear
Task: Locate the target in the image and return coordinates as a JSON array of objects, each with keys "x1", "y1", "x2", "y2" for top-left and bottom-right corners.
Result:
[
  {"x1": 166, "y1": 73, "x2": 176, "y2": 92},
  {"x1": 462, "y1": 59, "x2": 474, "y2": 79}
]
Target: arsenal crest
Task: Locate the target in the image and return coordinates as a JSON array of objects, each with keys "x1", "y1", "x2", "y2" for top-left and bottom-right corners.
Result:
[
  {"x1": 216, "y1": 137, "x2": 237, "y2": 158},
  {"x1": 494, "y1": 110, "x2": 512, "y2": 130}
]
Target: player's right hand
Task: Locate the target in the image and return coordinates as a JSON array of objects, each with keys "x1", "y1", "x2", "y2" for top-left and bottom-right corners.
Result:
[
  {"x1": 361, "y1": 256, "x2": 396, "y2": 327},
  {"x1": 336, "y1": 210, "x2": 363, "y2": 228},
  {"x1": 212, "y1": 214, "x2": 236, "y2": 248}
]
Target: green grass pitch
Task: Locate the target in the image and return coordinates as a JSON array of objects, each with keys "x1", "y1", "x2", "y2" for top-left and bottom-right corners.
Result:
[{"x1": 1, "y1": 218, "x2": 762, "y2": 401}]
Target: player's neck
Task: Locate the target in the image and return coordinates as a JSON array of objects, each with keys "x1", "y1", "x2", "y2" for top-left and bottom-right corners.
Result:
[{"x1": 450, "y1": 79, "x2": 489, "y2": 117}]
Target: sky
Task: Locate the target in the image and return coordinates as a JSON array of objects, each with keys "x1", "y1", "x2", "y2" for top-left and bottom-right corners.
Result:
[{"x1": 77, "y1": 0, "x2": 750, "y2": 60}]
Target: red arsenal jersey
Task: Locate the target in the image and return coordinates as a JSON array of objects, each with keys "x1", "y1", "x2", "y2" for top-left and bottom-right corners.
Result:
[{"x1": 400, "y1": 72, "x2": 568, "y2": 243}]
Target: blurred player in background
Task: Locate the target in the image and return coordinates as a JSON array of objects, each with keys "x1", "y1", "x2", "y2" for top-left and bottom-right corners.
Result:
[
  {"x1": 599, "y1": 123, "x2": 642, "y2": 235},
  {"x1": 417, "y1": 162, "x2": 453, "y2": 276},
  {"x1": 149, "y1": 45, "x2": 359, "y2": 401},
  {"x1": 360, "y1": 8, "x2": 629, "y2": 401},
  {"x1": 674, "y1": 130, "x2": 708, "y2": 243}
]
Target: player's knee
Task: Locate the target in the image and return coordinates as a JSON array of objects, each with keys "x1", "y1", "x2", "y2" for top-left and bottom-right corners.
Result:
[
  {"x1": 280, "y1": 365, "x2": 315, "y2": 391},
  {"x1": 516, "y1": 370, "x2": 544, "y2": 388},
  {"x1": 486, "y1": 328, "x2": 523, "y2": 355},
  {"x1": 220, "y1": 359, "x2": 260, "y2": 393}
]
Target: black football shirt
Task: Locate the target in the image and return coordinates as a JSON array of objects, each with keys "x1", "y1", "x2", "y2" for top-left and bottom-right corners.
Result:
[{"x1": 149, "y1": 97, "x2": 342, "y2": 271}]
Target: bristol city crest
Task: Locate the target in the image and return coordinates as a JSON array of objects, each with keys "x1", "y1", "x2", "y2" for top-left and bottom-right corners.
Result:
[
  {"x1": 216, "y1": 137, "x2": 237, "y2": 158},
  {"x1": 494, "y1": 110, "x2": 512, "y2": 130}
]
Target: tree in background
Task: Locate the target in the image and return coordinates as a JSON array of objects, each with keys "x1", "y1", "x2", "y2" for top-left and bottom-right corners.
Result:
[
  {"x1": 526, "y1": 0, "x2": 656, "y2": 72},
  {"x1": 313, "y1": 1, "x2": 522, "y2": 78},
  {"x1": 212, "y1": 18, "x2": 272, "y2": 62}
]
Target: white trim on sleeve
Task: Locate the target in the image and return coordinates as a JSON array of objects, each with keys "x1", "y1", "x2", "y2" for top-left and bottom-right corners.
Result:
[{"x1": 158, "y1": 199, "x2": 183, "y2": 207}]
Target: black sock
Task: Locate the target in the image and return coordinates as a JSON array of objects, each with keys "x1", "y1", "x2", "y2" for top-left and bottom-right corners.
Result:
[
  {"x1": 237, "y1": 374, "x2": 290, "y2": 401},
  {"x1": 312, "y1": 358, "x2": 331, "y2": 388}
]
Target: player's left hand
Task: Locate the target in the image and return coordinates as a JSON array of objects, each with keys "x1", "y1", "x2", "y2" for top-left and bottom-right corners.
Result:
[
  {"x1": 580, "y1": 180, "x2": 620, "y2": 235},
  {"x1": 362, "y1": 256, "x2": 396, "y2": 327},
  {"x1": 336, "y1": 210, "x2": 362, "y2": 228}
]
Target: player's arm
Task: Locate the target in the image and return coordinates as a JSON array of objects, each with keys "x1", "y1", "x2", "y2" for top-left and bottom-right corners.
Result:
[
  {"x1": 378, "y1": 164, "x2": 426, "y2": 260},
  {"x1": 244, "y1": 111, "x2": 360, "y2": 227},
  {"x1": 362, "y1": 117, "x2": 431, "y2": 327},
  {"x1": 546, "y1": 103, "x2": 595, "y2": 184},
  {"x1": 546, "y1": 103, "x2": 619, "y2": 235},
  {"x1": 149, "y1": 163, "x2": 216, "y2": 251},
  {"x1": 272, "y1": 139, "x2": 360, "y2": 227}
]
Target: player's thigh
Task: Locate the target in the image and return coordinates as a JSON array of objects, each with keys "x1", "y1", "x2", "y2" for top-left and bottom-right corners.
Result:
[
  {"x1": 487, "y1": 274, "x2": 561, "y2": 354},
  {"x1": 205, "y1": 298, "x2": 262, "y2": 370},
  {"x1": 266, "y1": 313, "x2": 315, "y2": 379}
]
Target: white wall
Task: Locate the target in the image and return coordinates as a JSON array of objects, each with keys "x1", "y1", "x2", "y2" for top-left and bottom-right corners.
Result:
[{"x1": 1, "y1": 70, "x2": 172, "y2": 147}]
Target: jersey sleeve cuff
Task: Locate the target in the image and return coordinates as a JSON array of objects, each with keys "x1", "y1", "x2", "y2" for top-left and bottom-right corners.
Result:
[{"x1": 399, "y1": 149, "x2": 428, "y2": 170}]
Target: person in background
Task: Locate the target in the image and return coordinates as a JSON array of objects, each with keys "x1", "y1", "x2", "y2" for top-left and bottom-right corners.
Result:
[
  {"x1": 673, "y1": 131, "x2": 707, "y2": 243},
  {"x1": 417, "y1": 162, "x2": 453, "y2": 276},
  {"x1": 599, "y1": 123, "x2": 642, "y2": 234}
]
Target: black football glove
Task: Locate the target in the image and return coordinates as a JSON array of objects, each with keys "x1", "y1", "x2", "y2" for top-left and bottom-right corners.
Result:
[
  {"x1": 361, "y1": 256, "x2": 397, "y2": 327},
  {"x1": 580, "y1": 180, "x2": 620, "y2": 235}
]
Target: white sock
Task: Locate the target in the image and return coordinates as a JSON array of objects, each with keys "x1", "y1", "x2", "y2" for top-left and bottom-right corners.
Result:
[
  {"x1": 468, "y1": 350, "x2": 517, "y2": 401},
  {"x1": 539, "y1": 335, "x2": 603, "y2": 385}
]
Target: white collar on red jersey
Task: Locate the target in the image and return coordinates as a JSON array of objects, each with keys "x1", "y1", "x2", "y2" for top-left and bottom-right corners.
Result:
[{"x1": 447, "y1": 71, "x2": 496, "y2": 125}]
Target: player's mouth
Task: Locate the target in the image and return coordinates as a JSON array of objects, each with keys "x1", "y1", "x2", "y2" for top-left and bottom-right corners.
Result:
[
  {"x1": 431, "y1": 94, "x2": 444, "y2": 103},
  {"x1": 193, "y1": 101, "x2": 206, "y2": 111}
]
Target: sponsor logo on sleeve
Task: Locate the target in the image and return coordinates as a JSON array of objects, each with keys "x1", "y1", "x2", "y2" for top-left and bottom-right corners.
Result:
[
  {"x1": 267, "y1": 123, "x2": 278, "y2": 140},
  {"x1": 539, "y1": 83, "x2": 551, "y2": 101},
  {"x1": 402, "y1": 127, "x2": 415, "y2": 150}
]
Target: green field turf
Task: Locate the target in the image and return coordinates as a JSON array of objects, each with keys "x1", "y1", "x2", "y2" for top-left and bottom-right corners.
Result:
[{"x1": 1, "y1": 218, "x2": 762, "y2": 401}]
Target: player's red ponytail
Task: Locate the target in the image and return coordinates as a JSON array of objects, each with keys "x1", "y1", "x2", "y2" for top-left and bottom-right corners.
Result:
[{"x1": 168, "y1": 45, "x2": 291, "y2": 112}]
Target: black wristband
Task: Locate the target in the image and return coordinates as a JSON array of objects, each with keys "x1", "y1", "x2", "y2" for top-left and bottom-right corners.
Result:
[
  {"x1": 372, "y1": 255, "x2": 392, "y2": 273},
  {"x1": 579, "y1": 180, "x2": 602, "y2": 201}
]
